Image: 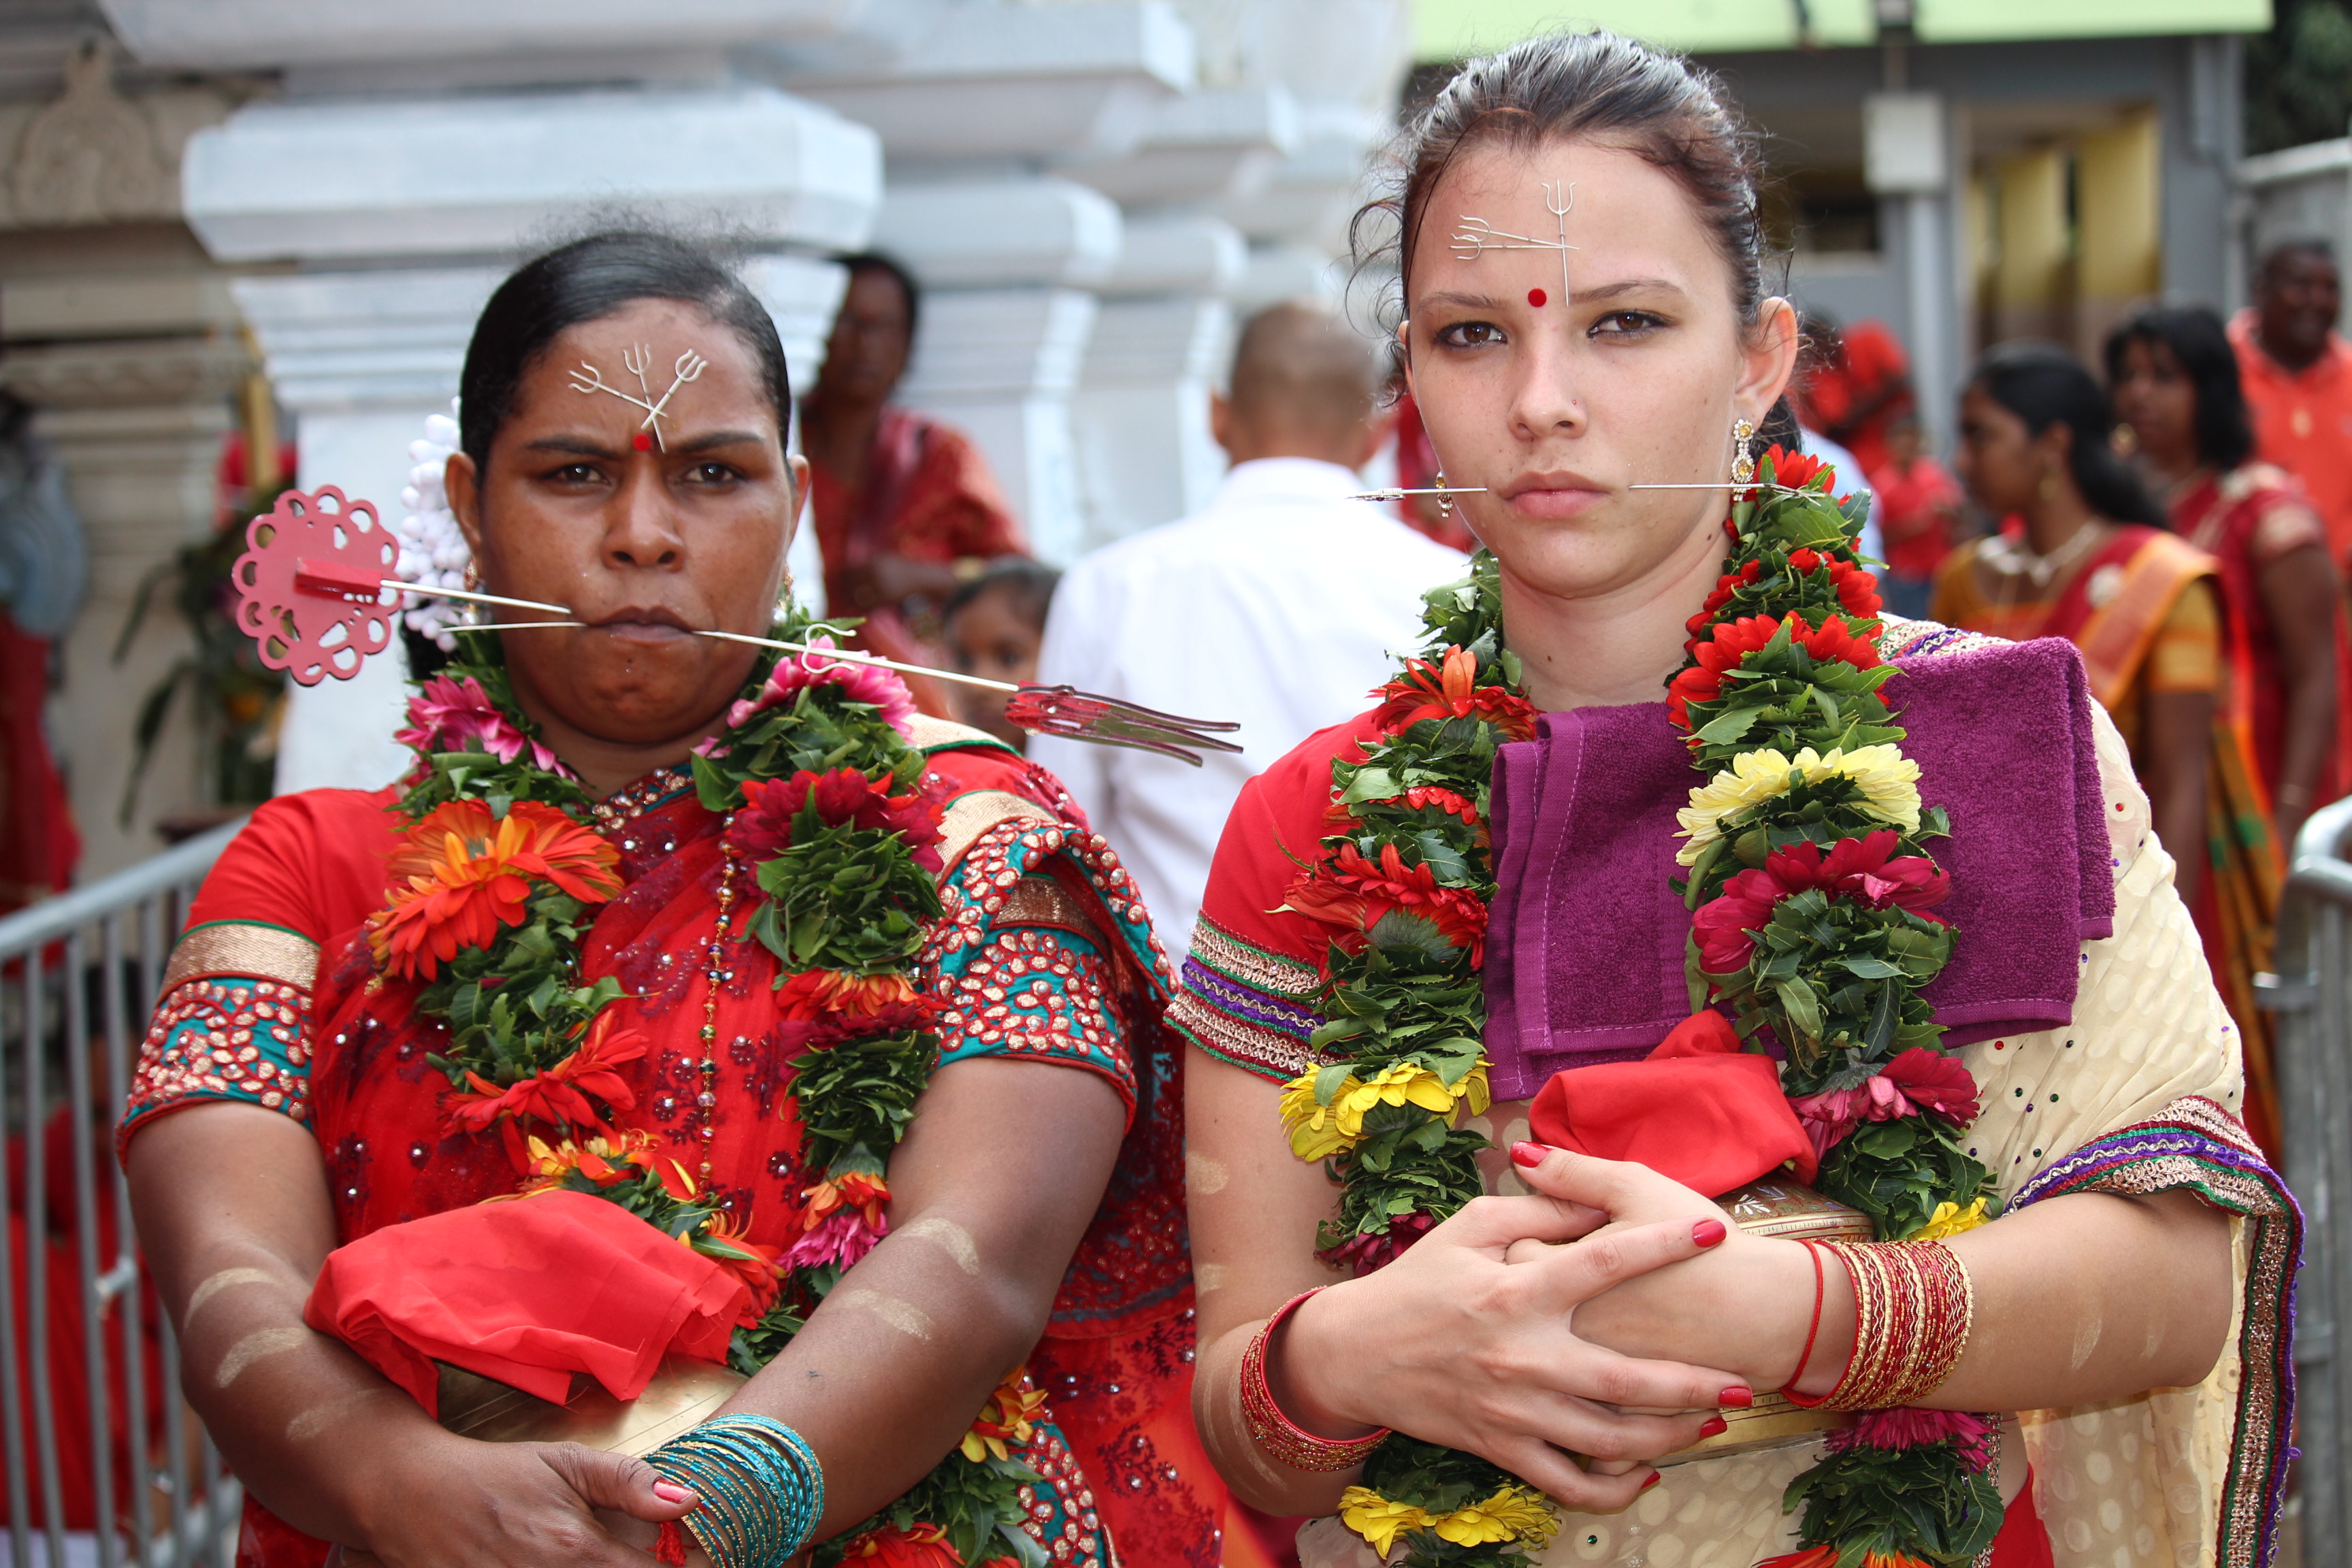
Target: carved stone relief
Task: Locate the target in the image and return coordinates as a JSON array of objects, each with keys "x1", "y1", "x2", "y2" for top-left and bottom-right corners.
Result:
[{"x1": 0, "y1": 41, "x2": 232, "y2": 229}]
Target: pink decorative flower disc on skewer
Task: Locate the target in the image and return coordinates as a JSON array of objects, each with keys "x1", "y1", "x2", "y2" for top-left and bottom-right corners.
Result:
[{"x1": 232, "y1": 486, "x2": 400, "y2": 687}]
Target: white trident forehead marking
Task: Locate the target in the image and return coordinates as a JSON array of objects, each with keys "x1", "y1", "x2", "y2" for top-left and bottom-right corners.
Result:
[
  {"x1": 1452, "y1": 180, "x2": 1578, "y2": 304},
  {"x1": 568, "y1": 344, "x2": 709, "y2": 452}
]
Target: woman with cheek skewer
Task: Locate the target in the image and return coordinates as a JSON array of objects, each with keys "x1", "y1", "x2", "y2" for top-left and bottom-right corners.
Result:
[
  {"x1": 122, "y1": 232, "x2": 1232, "y2": 1568},
  {"x1": 1175, "y1": 32, "x2": 2289, "y2": 1568}
]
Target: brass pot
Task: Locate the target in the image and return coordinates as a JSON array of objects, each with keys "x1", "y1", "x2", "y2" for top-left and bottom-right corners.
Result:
[{"x1": 1656, "y1": 1179, "x2": 1870, "y2": 1465}]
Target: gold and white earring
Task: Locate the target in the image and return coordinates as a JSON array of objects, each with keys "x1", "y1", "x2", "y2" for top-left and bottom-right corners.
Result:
[
  {"x1": 1435, "y1": 471, "x2": 1454, "y2": 519},
  {"x1": 1731, "y1": 419, "x2": 1757, "y2": 485}
]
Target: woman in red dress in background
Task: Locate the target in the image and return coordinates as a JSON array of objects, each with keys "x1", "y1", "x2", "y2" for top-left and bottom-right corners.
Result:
[
  {"x1": 121, "y1": 233, "x2": 1230, "y2": 1568},
  {"x1": 2107, "y1": 303, "x2": 2349, "y2": 849}
]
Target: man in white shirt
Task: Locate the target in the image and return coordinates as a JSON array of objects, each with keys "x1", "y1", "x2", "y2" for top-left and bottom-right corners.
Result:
[{"x1": 1031, "y1": 301, "x2": 1467, "y2": 962}]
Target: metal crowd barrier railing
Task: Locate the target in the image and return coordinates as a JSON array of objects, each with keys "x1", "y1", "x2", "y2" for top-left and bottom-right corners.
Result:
[
  {"x1": 2265, "y1": 793, "x2": 2352, "y2": 1561},
  {"x1": 0, "y1": 821, "x2": 245, "y2": 1568}
]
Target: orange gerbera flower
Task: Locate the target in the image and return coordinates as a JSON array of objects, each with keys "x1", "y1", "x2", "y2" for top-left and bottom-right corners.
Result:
[
  {"x1": 838, "y1": 1525, "x2": 963, "y2": 1568},
  {"x1": 800, "y1": 1169, "x2": 891, "y2": 1231},
  {"x1": 774, "y1": 968, "x2": 930, "y2": 1025},
  {"x1": 700, "y1": 1207, "x2": 784, "y2": 1324},
  {"x1": 368, "y1": 800, "x2": 621, "y2": 980},
  {"x1": 960, "y1": 1368, "x2": 1048, "y2": 1462},
  {"x1": 443, "y1": 1012, "x2": 650, "y2": 1166},
  {"x1": 517, "y1": 1126, "x2": 659, "y2": 1192},
  {"x1": 1371, "y1": 647, "x2": 1538, "y2": 742}
]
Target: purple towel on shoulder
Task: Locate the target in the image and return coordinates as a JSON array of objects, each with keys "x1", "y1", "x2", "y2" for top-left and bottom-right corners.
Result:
[{"x1": 1482, "y1": 636, "x2": 2116, "y2": 1100}]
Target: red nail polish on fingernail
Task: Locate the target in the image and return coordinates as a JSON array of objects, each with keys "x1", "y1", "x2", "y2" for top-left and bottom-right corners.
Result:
[
  {"x1": 1719, "y1": 1385, "x2": 1754, "y2": 1408},
  {"x1": 1699, "y1": 1416, "x2": 1728, "y2": 1438},
  {"x1": 1691, "y1": 1218, "x2": 1727, "y2": 1248},
  {"x1": 1639, "y1": 1473, "x2": 1661, "y2": 1491},
  {"x1": 653, "y1": 1481, "x2": 695, "y2": 1503},
  {"x1": 1509, "y1": 1141, "x2": 1548, "y2": 1168}
]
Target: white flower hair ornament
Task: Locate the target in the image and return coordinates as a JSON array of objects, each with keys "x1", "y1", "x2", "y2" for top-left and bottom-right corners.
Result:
[{"x1": 391, "y1": 399, "x2": 471, "y2": 650}]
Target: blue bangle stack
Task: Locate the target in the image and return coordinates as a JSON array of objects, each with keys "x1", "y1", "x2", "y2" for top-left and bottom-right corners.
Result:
[{"x1": 647, "y1": 1414, "x2": 826, "y2": 1568}]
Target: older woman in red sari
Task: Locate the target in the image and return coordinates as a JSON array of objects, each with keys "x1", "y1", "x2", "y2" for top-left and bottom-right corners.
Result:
[
  {"x1": 2107, "y1": 303, "x2": 2349, "y2": 848},
  {"x1": 120, "y1": 233, "x2": 1227, "y2": 1568}
]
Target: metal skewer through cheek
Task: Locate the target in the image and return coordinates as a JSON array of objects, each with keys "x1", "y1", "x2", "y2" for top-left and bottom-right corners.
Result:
[{"x1": 693, "y1": 629, "x2": 1244, "y2": 766}]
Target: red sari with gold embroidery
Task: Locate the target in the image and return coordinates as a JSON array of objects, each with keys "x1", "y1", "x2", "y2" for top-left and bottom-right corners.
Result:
[{"x1": 125, "y1": 721, "x2": 1235, "y2": 1568}]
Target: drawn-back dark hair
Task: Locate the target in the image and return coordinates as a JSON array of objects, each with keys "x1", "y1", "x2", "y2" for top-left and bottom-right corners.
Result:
[
  {"x1": 2104, "y1": 304, "x2": 2255, "y2": 472},
  {"x1": 458, "y1": 230, "x2": 791, "y2": 470},
  {"x1": 1970, "y1": 342, "x2": 2165, "y2": 528},
  {"x1": 1356, "y1": 31, "x2": 1784, "y2": 431}
]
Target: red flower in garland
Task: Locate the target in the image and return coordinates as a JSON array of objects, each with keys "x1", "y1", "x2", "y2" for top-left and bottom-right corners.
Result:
[
  {"x1": 1667, "y1": 612, "x2": 1882, "y2": 730},
  {"x1": 1371, "y1": 647, "x2": 1539, "y2": 741},
  {"x1": 1789, "y1": 1048, "x2": 1982, "y2": 1160},
  {"x1": 1787, "y1": 548, "x2": 1884, "y2": 620},
  {"x1": 1325, "y1": 783, "x2": 1484, "y2": 833},
  {"x1": 1761, "y1": 446, "x2": 1829, "y2": 491},
  {"x1": 1758, "y1": 1550, "x2": 1936, "y2": 1568},
  {"x1": 1693, "y1": 831, "x2": 1950, "y2": 975},
  {"x1": 774, "y1": 968, "x2": 940, "y2": 1030},
  {"x1": 369, "y1": 800, "x2": 622, "y2": 980},
  {"x1": 727, "y1": 768, "x2": 947, "y2": 872},
  {"x1": 442, "y1": 1012, "x2": 651, "y2": 1167},
  {"x1": 1284, "y1": 843, "x2": 1489, "y2": 962},
  {"x1": 1829, "y1": 1407, "x2": 1997, "y2": 1471}
]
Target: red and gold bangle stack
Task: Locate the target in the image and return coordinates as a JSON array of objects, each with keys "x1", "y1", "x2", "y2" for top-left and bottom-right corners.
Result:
[
  {"x1": 1814, "y1": 1239, "x2": 1974, "y2": 1411},
  {"x1": 1240, "y1": 1289, "x2": 1392, "y2": 1471}
]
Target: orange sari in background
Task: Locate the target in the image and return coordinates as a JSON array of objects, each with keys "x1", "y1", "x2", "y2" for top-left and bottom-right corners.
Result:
[
  {"x1": 1933, "y1": 527, "x2": 2284, "y2": 1156},
  {"x1": 2170, "y1": 461, "x2": 2352, "y2": 814},
  {"x1": 809, "y1": 406, "x2": 1028, "y2": 717}
]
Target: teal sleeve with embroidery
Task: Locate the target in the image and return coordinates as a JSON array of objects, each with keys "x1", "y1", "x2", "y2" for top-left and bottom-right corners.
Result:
[{"x1": 120, "y1": 975, "x2": 312, "y2": 1157}]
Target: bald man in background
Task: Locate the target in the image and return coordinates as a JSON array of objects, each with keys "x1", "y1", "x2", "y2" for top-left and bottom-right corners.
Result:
[{"x1": 1030, "y1": 300, "x2": 1465, "y2": 963}]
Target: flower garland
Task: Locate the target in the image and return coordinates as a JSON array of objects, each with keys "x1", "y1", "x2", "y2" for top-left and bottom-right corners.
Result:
[
  {"x1": 375, "y1": 610, "x2": 1046, "y2": 1568},
  {"x1": 1281, "y1": 450, "x2": 2001, "y2": 1568}
]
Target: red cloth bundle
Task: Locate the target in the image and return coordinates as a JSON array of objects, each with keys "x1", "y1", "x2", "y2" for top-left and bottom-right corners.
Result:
[
  {"x1": 304, "y1": 1189, "x2": 748, "y2": 1416},
  {"x1": 1526, "y1": 1010, "x2": 1817, "y2": 1196}
]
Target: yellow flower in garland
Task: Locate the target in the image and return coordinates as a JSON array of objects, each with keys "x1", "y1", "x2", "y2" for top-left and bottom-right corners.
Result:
[
  {"x1": 1279, "y1": 1061, "x2": 1492, "y2": 1160},
  {"x1": 1430, "y1": 1486, "x2": 1560, "y2": 1548},
  {"x1": 1338, "y1": 1488, "x2": 1436, "y2": 1556},
  {"x1": 1908, "y1": 1196, "x2": 1989, "y2": 1241},
  {"x1": 1675, "y1": 743, "x2": 1922, "y2": 866}
]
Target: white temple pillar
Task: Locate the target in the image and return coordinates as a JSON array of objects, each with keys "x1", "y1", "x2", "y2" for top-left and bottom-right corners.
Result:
[{"x1": 141, "y1": 19, "x2": 883, "y2": 794}]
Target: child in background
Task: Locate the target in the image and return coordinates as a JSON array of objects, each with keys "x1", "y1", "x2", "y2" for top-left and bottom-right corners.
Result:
[
  {"x1": 941, "y1": 558, "x2": 1062, "y2": 751},
  {"x1": 1871, "y1": 414, "x2": 1963, "y2": 620}
]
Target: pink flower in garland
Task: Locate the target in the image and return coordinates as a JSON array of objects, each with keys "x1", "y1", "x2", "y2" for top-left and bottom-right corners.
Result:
[
  {"x1": 1320, "y1": 1211, "x2": 1434, "y2": 1274},
  {"x1": 1693, "y1": 831, "x2": 1950, "y2": 975},
  {"x1": 783, "y1": 1171, "x2": 890, "y2": 1271},
  {"x1": 726, "y1": 636, "x2": 917, "y2": 735},
  {"x1": 395, "y1": 674, "x2": 567, "y2": 774},
  {"x1": 1790, "y1": 1048, "x2": 1982, "y2": 1160},
  {"x1": 1828, "y1": 1407, "x2": 1996, "y2": 1472}
]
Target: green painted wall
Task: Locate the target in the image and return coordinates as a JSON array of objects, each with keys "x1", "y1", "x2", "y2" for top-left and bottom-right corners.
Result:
[{"x1": 1409, "y1": 0, "x2": 2270, "y2": 60}]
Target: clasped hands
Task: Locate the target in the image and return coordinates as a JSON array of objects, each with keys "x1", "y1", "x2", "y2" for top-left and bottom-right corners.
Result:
[{"x1": 1270, "y1": 1143, "x2": 1818, "y2": 1510}]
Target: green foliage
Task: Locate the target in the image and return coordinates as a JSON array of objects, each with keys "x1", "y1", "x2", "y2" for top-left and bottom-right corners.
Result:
[
  {"x1": 790, "y1": 1036, "x2": 935, "y2": 1173},
  {"x1": 1816, "y1": 1115, "x2": 1992, "y2": 1242},
  {"x1": 815, "y1": 1448, "x2": 1047, "y2": 1568},
  {"x1": 1784, "y1": 1439, "x2": 2003, "y2": 1566},
  {"x1": 1363, "y1": 1441, "x2": 1546, "y2": 1568},
  {"x1": 419, "y1": 886, "x2": 625, "y2": 1088},
  {"x1": 2247, "y1": 1, "x2": 2352, "y2": 155},
  {"x1": 743, "y1": 815, "x2": 943, "y2": 973}
]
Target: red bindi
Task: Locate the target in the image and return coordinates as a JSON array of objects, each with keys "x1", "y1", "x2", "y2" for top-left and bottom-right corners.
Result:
[
  {"x1": 1527, "y1": 288, "x2": 1548, "y2": 308},
  {"x1": 632, "y1": 432, "x2": 653, "y2": 451}
]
